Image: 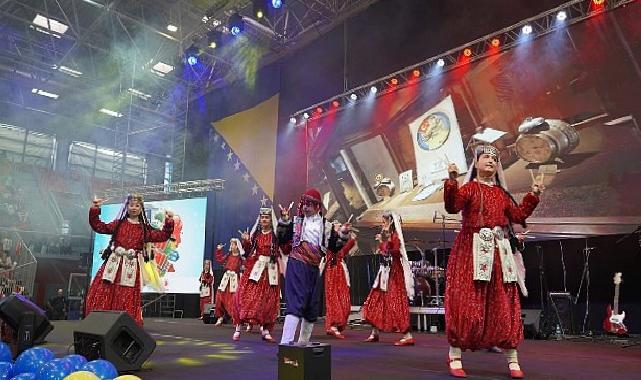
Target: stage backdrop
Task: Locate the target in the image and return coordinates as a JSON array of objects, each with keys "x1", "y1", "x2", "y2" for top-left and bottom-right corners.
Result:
[
  {"x1": 90, "y1": 197, "x2": 207, "y2": 294},
  {"x1": 302, "y1": 3, "x2": 641, "y2": 237}
]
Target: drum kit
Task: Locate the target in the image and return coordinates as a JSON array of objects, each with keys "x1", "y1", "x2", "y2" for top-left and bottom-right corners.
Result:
[{"x1": 407, "y1": 237, "x2": 447, "y2": 307}]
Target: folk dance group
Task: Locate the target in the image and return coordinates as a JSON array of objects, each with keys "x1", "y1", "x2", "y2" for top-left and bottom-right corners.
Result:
[{"x1": 85, "y1": 145, "x2": 542, "y2": 379}]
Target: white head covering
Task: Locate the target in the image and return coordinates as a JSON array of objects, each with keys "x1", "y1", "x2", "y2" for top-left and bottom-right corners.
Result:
[
  {"x1": 249, "y1": 207, "x2": 278, "y2": 236},
  {"x1": 383, "y1": 211, "x2": 415, "y2": 300},
  {"x1": 202, "y1": 259, "x2": 212, "y2": 275},
  {"x1": 229, "y1": 237, "x2": 245, "y2": 257},
  {"x1": 463, "y1": 145, "x2": 508, "y2": 190}
]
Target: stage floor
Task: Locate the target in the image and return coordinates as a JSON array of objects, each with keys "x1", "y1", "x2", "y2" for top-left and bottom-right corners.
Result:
[{"x1": 43, "y1": 319, "x2": 641, "y2": 380}]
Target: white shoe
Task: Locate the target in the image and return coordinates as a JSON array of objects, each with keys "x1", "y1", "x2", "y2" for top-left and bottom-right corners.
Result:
[{"x1": 232, "y1": 331, "x2": 240, "y2": 341}]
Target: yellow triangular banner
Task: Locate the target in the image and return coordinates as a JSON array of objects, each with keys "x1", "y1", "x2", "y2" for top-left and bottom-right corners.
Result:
[{"x1": 212, "y1": 94, "x2": 279, "y2": 199}]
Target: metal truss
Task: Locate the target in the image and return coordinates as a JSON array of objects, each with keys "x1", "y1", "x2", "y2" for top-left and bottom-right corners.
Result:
[
  {"x1": 102, "y1": 179, "x2": 225, "y2": 201},
  {"x1": 290, "y1": 0, "x2": 636, "y2": 123}
]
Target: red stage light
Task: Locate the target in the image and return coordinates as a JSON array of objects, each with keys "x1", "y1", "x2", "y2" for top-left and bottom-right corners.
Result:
[
  {"x1": 332, "y1": 100, "x2": 340, "y2": 108},
  {"x1": 315, "y1": 107, "x2": 323, "y2": 114},
  {"x1": 390, "y1": 78, "x2": 399, "y2": 86},
  {"x1": 412, "y1": 69, "x2": 421, "y2": 78},
  {"x1": 463, "y1": 48, "x2": 472, "y2": 57},
  {"x1": 592, "y1": 0, "x2": 604, "y2": 4},
  {"x1": 491, "y1": 38, "x2": 500, "y2": 48}
]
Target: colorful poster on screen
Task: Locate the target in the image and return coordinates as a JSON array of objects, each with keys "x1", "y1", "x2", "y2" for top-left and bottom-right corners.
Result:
[{"x1": 91, "y1": 197, "x2": 207, "y2": 294}]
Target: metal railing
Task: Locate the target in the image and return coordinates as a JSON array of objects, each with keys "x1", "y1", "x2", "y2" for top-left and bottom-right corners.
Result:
[{"x1": 0, "y1": 231, "x2": 38, "y2": 298}]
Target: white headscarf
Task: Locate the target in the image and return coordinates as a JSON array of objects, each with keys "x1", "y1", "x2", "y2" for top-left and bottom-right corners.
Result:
[
  {"x1": 229, "y1": 238, "x2": 245, "y2": 257},
  {"x1": 249, "y1": 207, "x2": 278, "y2": 236}
]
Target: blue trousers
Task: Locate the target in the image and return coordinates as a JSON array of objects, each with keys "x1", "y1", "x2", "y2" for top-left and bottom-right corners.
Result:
[{"x1": 284, "y1": 257, "x2": 321, "y2": 322}]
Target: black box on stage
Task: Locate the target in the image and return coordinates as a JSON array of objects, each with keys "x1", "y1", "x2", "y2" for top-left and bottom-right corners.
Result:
[
  {"x1": 547, "y1": 292, "x2": 575, "y2": 335},
  {"x1": 0, "y1": 294, "x2": 53, "y2": 350},
  {"x1": 521, "y1": 309, "x2": 542, "y2": 339},
  {"x1": 202, "y1": 303, "x2": 215, "y2": 324},
  {"x1": 278, "y1": 342, "x2": 331, "y2": 380},
  {"x1": 73, "y1": 311, "x2": 156, "y2": 372}
]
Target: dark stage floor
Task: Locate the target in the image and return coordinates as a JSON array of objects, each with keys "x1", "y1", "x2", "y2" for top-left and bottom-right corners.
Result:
[{"x1": 42, "y1": 318, "x2": 641, "y2": 380}]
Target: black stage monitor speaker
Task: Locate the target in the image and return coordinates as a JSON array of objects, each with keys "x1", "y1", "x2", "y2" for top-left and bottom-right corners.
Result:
[
  {"x1": 73, "y1": 311, "x2": 156, "y2": 372},
  {"x1": 521, "y1": 309, "x2": 542, "y2": 339},
  {"x1": 0, "y1": 294, "x2": 54, "y2": 353},
  {"x1": 548, "y1": 292, "x2": 575, "y2": 335},
  {"x1": 202, "y1": 303, "x2": 215, "y2": 324},
  {"x1": 278, "y1": 342, "x2": 331, "y2": 380}
]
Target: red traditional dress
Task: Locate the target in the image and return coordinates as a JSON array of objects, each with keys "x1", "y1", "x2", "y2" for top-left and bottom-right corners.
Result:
[
  {"x1": 233, "y1": 231, "x2": 280, "y2": 332},
  {"x1": 86, "y1": 207, "x2": 174, "y2": 326},
  {"x1": 444, "y1": 179, "x2": 539, "y2": 350},
  {"x1": 323, "y1": 239, "x2": 355, "y2": 332},
  {"x1": 215, "y1": 248, "x2": 242, "y2": 319},
  {"x1": 362, "y1": 232, "x2": 411, "y2": 333},
  {"x1": 199, "y1": 265, "x2": 214, "y2": 316}
]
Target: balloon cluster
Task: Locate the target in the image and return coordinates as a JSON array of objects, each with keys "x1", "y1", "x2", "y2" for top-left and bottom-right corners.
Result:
[{"x1": 0, "y1": 343, "x2": 141, "y2": 380}]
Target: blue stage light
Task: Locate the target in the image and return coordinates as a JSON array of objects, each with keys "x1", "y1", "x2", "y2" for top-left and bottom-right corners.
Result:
[{"x1": 272, "y1": 0, "x2": 282, "y2": 8}]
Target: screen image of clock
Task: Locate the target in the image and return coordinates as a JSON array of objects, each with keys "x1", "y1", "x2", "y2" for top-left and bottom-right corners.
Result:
[{"x1": 416, "y1": 111, "x2": 451, "y2": 150}]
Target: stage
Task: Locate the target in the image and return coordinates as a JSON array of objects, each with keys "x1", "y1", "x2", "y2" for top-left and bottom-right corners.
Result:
[{"x1": 42, "y1": 318, "x2": 641, "y2": 380}]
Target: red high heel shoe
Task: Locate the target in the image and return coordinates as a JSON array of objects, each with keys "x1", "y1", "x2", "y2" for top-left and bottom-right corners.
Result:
[
  {"x1": 509, "y1": 363, "x2": 525, "y2": 379},
  {"x1": 393, "y1": 337, "x2": 415, "y2": 346},
  {"x1": 447, "y1": 356, "x2": 467, "y2": 378},
  {"x1": 363, "y1": 334, "x2": 379, "y2": 343},
  {"x1": 327, "y1": 330, "x2": 346, "y2": 339}
]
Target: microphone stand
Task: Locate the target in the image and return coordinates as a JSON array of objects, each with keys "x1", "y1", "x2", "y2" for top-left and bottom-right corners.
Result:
[{"x1": 575, "y1": 245, "x2": 596, "y2": 336}]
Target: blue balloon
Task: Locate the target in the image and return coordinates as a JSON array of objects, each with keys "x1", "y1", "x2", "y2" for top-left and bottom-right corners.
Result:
[
  {"x1": 14, "y1": 348, "x2": 54, "y2": 375},
  {"x1": 0, "y1": 343, "x2": 12, "y2": 362},
  {"x1": 0, "y1": 362, "x2": 14, "y2": 380},
  {"x1": 35, "y1": 359, "x2": 72, "y2": 380},
  {"x1": 80, "y1": 361, "x2": 117, "y2": 380},
  {"x1": 60, "y1": 356, "x2": 87, "y2": 372},
  {"x1": 10, "y1": 373, "x2": 36, "y2": 380}
]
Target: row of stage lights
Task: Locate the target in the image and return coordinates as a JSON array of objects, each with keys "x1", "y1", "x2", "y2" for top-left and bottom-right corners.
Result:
[{"x1": 289, "y1": 0, "x2": 613, "y2": 125}]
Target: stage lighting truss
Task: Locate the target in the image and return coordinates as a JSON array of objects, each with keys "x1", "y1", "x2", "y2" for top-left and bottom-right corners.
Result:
[
  {"x1": 102, "y1": 179, "x2": 225, "y2": 201},
  {"x1": 289, "y1": 0, "x2": 634, "y2": 126}
]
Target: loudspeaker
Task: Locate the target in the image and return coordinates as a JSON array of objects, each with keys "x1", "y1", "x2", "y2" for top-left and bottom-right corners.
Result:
[
  {"x1": 547, "y1": 292, "x2": 575, "y2": 335},
  {"x1": 278, "y1": 343, "x2": 331, "y2": 380},
  {"x1": 202, "y1": 303, "x2": 215, "y2": 324},
  {"x1": 0, "y1": 294, "x2": 53, "y2": 353},
  {"x1": 521, "y1": 309, "x2": 542, "y2": 339},
  {"x1": 73, "y1": 311, "x2": 156, "y2": 372}
]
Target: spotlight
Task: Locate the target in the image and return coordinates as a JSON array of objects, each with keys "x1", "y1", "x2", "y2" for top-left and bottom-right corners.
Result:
[
  {"x1": 349, "y1": 93, "x2": 358, "y2": 101},
  {"x1": 228, "y1": 13, "x2": 244, "y2": 36},
  {"x1": 370, "y1": 86, "x2": 378, "y2": 94},
  {"x1": 491, "y1": 38, "x2": 500, "y2": 47},
  {"x1": 522, "y1": 24, "x2": 533, "y2": 35},
  {"x1": 390, "y1": 78, "x2": 398, "y2": 86},
  {"x1": 437, "y1": 58, "x2": 445, "y2": 67},
  {"x1": 332, "y1": 100, "x2": 340, "y2": 108},
  {"x1": 463, "y1": 48, "x2": 472, "y2": 57},
  {"x1": 207, "y1": 30, "x2": 223, "y2": 49},
  {"x1": 289, "y1": 117, "x2": 296, "y2": 123},
  {"x1": 556, "y1": 10, "x2": 567, "y2": 21},
  {"x1": 272, "y1": 0, "x2": 282, "y2": 8},
  {"x1": 592, "y1": 0, "x2": 604, "y2": 4},
  {"x1": 412, "y1": 69, "x2": 421, "y2": 78},
  {"x1": 167, "y1": 25, "x2": 178, "y2": 32},
  {"x1": 303, "y1": 112, "x2": 309, "y2": 119},
  {"x1": 253, "y1": 0, "x2": 266, "y2": 19},
  {"x1": 185, "y1": 45, "x2": 200, "y2": 66},
  {"x1": 315, "y1": 107, "x2": 323, "y2": 114}
]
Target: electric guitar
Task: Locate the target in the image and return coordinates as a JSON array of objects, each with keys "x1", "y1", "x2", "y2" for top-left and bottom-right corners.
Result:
[{"x1": 603, "y1": 272, "x2": 628, "y2": 336}]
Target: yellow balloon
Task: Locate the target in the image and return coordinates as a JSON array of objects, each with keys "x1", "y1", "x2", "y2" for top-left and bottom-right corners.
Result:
[
  {"x1": 114, "y1": 376, "x2": 142, "y2": 380},
  {"x1": 63, "y1": 371, "x2": 100, "y2": 380}
]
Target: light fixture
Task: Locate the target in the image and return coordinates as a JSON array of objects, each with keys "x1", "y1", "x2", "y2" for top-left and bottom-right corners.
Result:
[
  {"x1": 303, "y1": 112, "x2": 309, "y2": 119},
  {"x1": 272, "y1": 0, "x2": 282, "y2": 8},
  {"x1": 370, "y1": 86, "x2": 378, "y2": 94},
  {"x1": 556, "y1": 11, "x2": 567, "y2": 21},
  {"x1": 229, "y1": 13, "x2": 244, "y2": 36},
  {"x1": 491, "y1": 38, "x2": 500, "y2": 47},
  {"x1": 167, "y1": 24, "x2": 178, "y2": 32},
  {"x1": 31, "y1": 88, "x2": 59, "y2": 100},
  {"x1": 99, "y1": 108, "x2": 123, "y2": 118},
  {"x1": 127, "y1": 88, "x2": 152, "y2": 100},
  {"x1": 349, "y1": 93, "x2": 358, "y2": 101},
  {"x1": 436, "y1": 58, "x2": 445, "y2": 67},
  {"x1": 289, "y1": 117, "x2": 297, "y2": 123},
  {"x1": 522, "y1": 24, "x2": 533, "y2": 35},
  {"x1": 152, "y1": 62, "x2": 174, "y2": 75},
  {"x1": 32, "y1": 14, "x2": 68, "y2": 35},
  {"x1": 463, "y1": 48, "x2": 472, "y2": 57}
]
